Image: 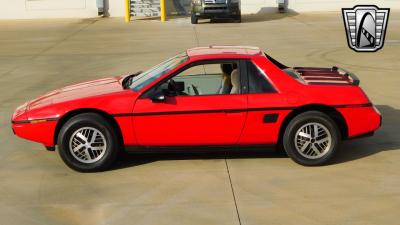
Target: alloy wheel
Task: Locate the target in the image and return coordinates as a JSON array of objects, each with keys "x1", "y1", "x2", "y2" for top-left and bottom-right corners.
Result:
[
  {"x1": 68, "y1": 127, "x2": 107, "y2": 163},
  {"x1": 294, "y1": 122, "x2": 332, "y2": 159}
]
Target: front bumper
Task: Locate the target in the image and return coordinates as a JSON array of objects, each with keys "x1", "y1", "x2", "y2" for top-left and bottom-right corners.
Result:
[
  {"x1": 192, "y1": 3, "x2": 240, "y2": 18},
  {"x1": 12, "y1": 119, "x2": 57, "y2": 147}
]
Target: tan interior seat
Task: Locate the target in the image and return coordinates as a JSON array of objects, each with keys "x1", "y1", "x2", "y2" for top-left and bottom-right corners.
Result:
[{"x1": 230, "y1": 69, "x2": 240, "y2": 94}]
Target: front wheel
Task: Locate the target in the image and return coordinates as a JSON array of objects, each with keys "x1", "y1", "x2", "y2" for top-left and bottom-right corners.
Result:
[
  {"x1": 57, "y1": 113, "x2": 119, "y2": 172},
  {"x1": 283, "y1": 111, "x2": 340, "y2": 166}
]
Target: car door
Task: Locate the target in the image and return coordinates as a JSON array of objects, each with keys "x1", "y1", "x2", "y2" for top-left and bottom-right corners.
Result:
[
  {"x1": 133, "y1": 59, "x2": 248, "y2": 146},
  {"x1": 238, "y1": 59, "x2": 291, "y2": 144}
]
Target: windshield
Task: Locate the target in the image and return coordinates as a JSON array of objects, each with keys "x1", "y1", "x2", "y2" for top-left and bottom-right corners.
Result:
[{"x1": 130, "y1": 53, "x2": 188, "y2": 91}]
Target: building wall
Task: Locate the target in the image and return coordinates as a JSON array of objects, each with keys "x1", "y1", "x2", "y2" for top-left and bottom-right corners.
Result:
[
  {"x1": 0, "y1": 0, "x2": 97, "y2": 19},
  {"x1": 0, "y1": 0, "x2": 398, "y2": 19},
  {"x1": 242, "y1": 0, "x2": 399, "y2": 14}
]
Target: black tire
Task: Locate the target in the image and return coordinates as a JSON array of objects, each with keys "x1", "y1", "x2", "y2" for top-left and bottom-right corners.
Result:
[
  {"x1": 283, "y1": 111, "x2": 340, "y2": 166},
  {"x1": 233, "y1": 14, "x2": 241, "y2": 23},
  {"x1": 191, "y1": 14, "x2": 198, "y2": 24},
  {"x1": 57, "y1": 113, "x2": 120, "y2": 172}
]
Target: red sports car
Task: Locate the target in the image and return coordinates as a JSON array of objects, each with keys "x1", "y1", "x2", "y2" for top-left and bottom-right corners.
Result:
[{"x1": 12, "y1": 46, "x2": 381, "y2": 171}]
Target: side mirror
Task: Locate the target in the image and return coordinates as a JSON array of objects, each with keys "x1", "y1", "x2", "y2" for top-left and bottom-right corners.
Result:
[
  {"x1": 167, "y1": 80, "x2": 185, "y2": 96},
  {"x1": 174, "y1": 81, "x2": 185, "y2": 93},
  {"x1": 151, "y1": 92, "x2": 166, "y2": 103}
]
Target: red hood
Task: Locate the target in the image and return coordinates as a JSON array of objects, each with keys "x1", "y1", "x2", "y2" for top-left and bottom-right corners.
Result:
[{"x1": 28, "y1": 76, "x2": 124, "y2": 110}]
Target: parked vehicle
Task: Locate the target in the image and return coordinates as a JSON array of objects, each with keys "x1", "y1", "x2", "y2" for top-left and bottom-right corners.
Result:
[
  {"x1": 277, "y1": 0, "x2": 288, "y2": 13},
  {"x1": 191, "y1": 0, "x2": 241, "y2": 24},
  {"x1": 12, "y1": 46, "x2": 381, "y2": 171}
]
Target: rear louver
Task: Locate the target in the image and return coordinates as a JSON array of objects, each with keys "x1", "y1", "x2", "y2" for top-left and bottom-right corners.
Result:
[{"x1": 294, "y1": 67, "x2": 359, "y2": 86}]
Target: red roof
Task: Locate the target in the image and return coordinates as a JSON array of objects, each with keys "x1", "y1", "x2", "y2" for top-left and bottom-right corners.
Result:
[{"x1": 186, "y1": 46, "x2": 262, "y2": 57}]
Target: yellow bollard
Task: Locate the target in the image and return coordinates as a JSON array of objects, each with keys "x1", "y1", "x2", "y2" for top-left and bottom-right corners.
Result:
[
  {"x1": 160, "y1": 0, "x2": 166, "y2": 22},
  {"x1": 125, "y1": 0, "x2": 131, "y2": 23}
]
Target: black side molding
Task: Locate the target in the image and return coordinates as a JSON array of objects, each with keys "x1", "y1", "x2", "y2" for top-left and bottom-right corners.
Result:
[
  {"x1": 112, "y1": 107, "x2": 294, "y2": 118},
  {"x1": 11, "y1": 117, "x2": 59, "y2": 124}
]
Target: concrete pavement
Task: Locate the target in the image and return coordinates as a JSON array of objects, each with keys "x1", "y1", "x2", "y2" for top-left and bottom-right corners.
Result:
[{"x1": 1, "y1": 12, "x2": 400, "y2": 225}]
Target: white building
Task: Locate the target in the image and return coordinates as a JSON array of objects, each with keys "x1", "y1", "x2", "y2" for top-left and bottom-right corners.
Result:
[{"x1": 0, "y1": 0, "x2": 398, "y2": 19}]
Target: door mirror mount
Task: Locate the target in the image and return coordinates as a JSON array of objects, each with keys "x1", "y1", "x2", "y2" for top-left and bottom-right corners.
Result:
[
  {"x1": 150, "y1": 80, "x2": 185, "y2": 102},
  {"x1": 151, "y1": 92, "x2": 167, "y2": 103},
  {"x1": 164, "y1": 88, "x2": 177, "y2": 97}
]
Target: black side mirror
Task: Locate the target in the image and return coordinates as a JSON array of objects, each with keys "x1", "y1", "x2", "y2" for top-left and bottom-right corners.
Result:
[
  {"x1": 167, "y1": 80, "x2": 185, "y2": 96},
  {"x1": 174, "y1": 81, "x2": 185, "y2": 92},
  {"x1": 150, "y1": 80, "x2": 185, "y2": 102},
  {"x1": 151, "y1": 92, "x2": 166, "y2": 103}
]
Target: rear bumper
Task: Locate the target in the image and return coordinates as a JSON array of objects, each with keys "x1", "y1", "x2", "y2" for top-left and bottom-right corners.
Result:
[
  {"x1": 192, "y1": 3, "x2": 240, "y2": 18},
  {"x1": 337, "y1": 105, "x2": 381, "y2": 139},
  {"x1": 347, "y1": 131, "x2": 375, "y2": 140}
]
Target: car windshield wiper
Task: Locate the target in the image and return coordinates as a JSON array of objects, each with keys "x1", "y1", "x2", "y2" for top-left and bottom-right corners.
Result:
[{"x1": 122, "y1": 71, "x2": 142, "y2": 89}]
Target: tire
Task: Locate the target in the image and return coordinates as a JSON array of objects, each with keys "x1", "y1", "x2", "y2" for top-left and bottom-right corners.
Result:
[
  {"x1": 233, "y1": 14, "x2": 241, "y2": 23},
  {"x1": 283, "y1": 111, "x2": 340, "y2": 166},
  {"x1": 57, "y1": 113, "x2": 120, "y2": 172},
  {"x1": 191, "y1": 14, "x2": 198, "y2": 24}
]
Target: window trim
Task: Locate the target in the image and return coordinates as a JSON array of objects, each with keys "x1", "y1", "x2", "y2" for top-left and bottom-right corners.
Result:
[
  {"x1": 245, "y1": 60, "x2": 277, "y2": 94},
  {"x1": 140, "y1": 59, "x2": 246, "y2": 99}
]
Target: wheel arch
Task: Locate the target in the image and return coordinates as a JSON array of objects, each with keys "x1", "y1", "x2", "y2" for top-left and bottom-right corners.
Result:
[
  {"x1": 53, "y1": 108, "x2": 124, "y2": 147},
  {"x1": 278, "y1": 104, "x2": 348, "y2": 145}
]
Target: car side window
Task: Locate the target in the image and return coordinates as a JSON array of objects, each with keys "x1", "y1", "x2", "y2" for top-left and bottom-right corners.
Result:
[
  {"x1": 247, "y1": 61, "x2": 276, "y2": 93},
  {"x1": 169, "y1": 61, "x2": 241, "y2": 96}
]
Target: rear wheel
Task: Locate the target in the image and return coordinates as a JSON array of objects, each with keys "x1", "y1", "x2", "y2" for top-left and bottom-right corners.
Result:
[
  {"x1": 57, "y1": 113, "x2": 119, "y2": 172},
  {"x1": 283, "y1": 111, "x2": 340, "y2": 166},
  {"x1": 191, "y1": 14, "x2": 198, "y2": 24}
]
